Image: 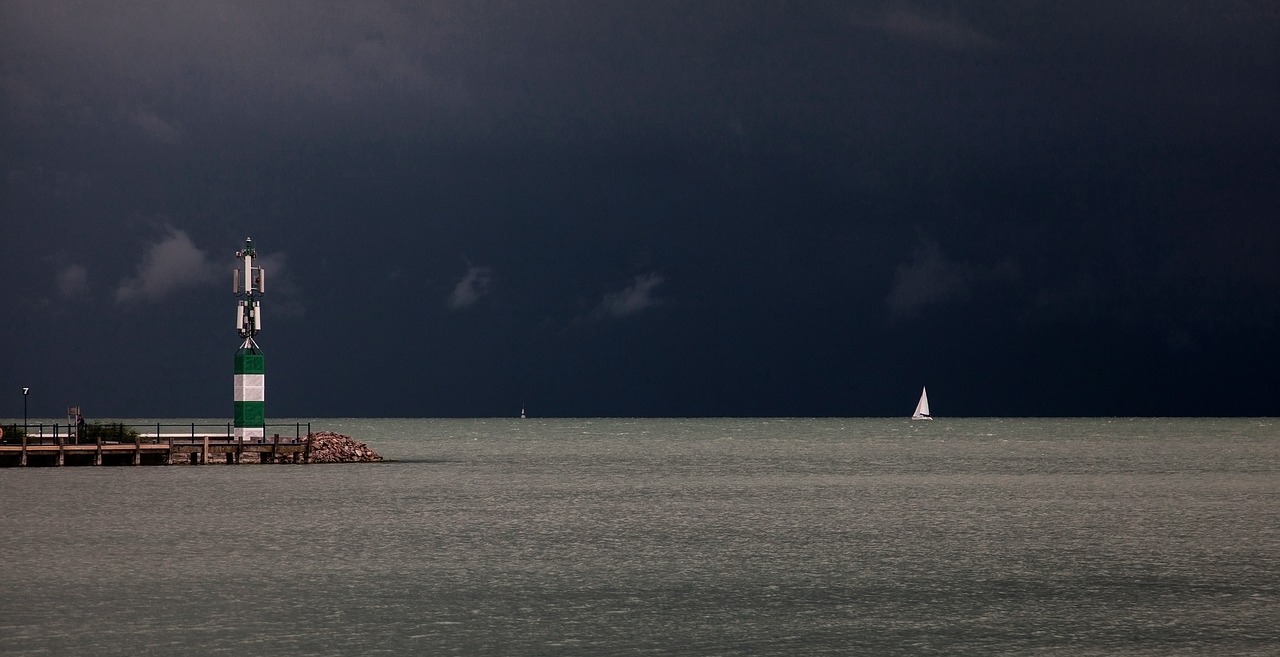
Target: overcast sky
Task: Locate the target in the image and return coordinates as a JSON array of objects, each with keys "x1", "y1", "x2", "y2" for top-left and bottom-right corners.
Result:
[{"x1": 3, "y1": 1, "x2": 1278, "y2": 418}]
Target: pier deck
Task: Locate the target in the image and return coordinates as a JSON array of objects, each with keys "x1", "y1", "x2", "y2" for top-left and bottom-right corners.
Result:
[{"x1": 0, "y1": 423, "x2": 313, "y2": 466}]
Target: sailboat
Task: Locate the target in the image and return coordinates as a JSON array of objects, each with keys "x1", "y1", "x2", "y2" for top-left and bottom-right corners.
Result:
[
  {"x1": 520, "y1": 405, "x2": 526, "y2": 419},
  {"x1": 911, "y1": 387, "x2": 933, "y2": 420}
]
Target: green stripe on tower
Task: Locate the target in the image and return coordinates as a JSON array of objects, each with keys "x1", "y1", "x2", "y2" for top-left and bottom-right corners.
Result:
[
  {"x1": 233, "y1": 401, "x2": 265, "y2": 426},
  {"x1": 235, "y1": 350, "x2": 264, "y2": 374},
  {"x1": 233, "y1": 346, "x2": 265, "y2": 439}
]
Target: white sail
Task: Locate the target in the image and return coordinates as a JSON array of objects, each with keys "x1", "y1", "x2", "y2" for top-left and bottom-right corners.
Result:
[{"x1": 912, "y1": 387, "x2": 932, "y2": 420}]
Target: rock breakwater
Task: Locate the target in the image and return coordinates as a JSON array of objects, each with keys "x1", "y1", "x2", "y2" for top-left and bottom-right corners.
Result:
[{"x1": 303, "y1": 431, "x2": 383, "y2": 463}]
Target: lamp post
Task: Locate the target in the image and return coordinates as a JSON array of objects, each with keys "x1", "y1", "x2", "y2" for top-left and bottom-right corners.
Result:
[{"x1": 23, "y1": 387, "x2": 29, "y2": 438}]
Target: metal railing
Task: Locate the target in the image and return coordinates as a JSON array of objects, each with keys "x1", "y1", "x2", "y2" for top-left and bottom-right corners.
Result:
[{"x1": 1, "y1": 422, "x2": 311, "y2": 446}]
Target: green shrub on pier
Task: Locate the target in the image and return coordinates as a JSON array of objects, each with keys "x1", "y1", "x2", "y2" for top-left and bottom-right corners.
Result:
[
  {"x1": 82, "y1": 422, "x2": 142, "y2": 443},
  {"x1": 1, "y1": 424, "x2": 26, "y2": 444}
]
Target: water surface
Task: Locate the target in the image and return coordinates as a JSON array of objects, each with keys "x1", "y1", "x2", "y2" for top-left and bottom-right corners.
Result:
[{"x1": 2, "y1": 418, "x2": 1277, "y2": 655}]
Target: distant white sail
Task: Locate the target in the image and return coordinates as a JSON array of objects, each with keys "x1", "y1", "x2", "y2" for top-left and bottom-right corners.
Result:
[{"x1": 912, "y1": 387, "x2": 932, "y2": 420}]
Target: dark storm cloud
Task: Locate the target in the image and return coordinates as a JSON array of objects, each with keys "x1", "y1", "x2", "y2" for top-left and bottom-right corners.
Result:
[
  {"x1": 4, "y1": 3, "x2": 440, "y2": 99},
  {"x1": 3, "y1": 1, "x2": 1278, "y2": 417}
]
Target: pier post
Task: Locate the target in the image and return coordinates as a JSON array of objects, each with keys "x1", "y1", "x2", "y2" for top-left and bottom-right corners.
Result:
[
  {"x1": 56, "y1": 427, "x2": 64, "y2": 467},
  {"x1": 20, "y1": 430, "x2": 27, "y2": 467},
  {"x1": 95, "y1": 431, "x2": 102, "y2": 466},
  {"x1": 202, "y1": 434, "x2": 209, "y2": 465},
  {"x1": 177, "y1": 425, "x2": 192, "y2": 465}
]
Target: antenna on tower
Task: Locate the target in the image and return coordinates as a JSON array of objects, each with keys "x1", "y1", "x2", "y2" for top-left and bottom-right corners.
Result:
[{"x1": 234, "y1": 237, "x2": 265, "y2": 341}]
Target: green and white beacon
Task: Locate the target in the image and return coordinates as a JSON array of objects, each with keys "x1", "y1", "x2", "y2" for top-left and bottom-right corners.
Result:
[{"x1": 233, "y1": 238, "x2": 266, "y2": 443}]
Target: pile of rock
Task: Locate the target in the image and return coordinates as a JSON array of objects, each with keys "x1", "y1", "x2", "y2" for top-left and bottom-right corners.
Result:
[{"x1": 304, "y1": 431, "x2": 383, "y2": 463}]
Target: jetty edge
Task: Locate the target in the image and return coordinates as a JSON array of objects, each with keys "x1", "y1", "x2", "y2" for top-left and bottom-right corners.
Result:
[
  {"x1": 178, "y1": 430, "x2": 384, "y2": 465},
  {"x1": 0, "y1": 425, "x2": 383, "y2": 467}
]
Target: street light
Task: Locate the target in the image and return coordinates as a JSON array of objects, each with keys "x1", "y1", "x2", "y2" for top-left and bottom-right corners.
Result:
[{"x1": 23, "y1": 387, "x2": 29, "y2": 438}]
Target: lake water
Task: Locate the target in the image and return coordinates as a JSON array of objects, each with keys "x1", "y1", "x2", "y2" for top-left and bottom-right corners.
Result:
[{"x1": 1, "y1": 417, "x2": 1277, "y2": 656}]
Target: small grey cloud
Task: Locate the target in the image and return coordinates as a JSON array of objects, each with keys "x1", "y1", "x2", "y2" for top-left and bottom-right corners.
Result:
[
  {"x1": 886, "y1": 238, "x2": 971, "y2": 320},
  {"x1": 252, "y1": 251, "x2": 305, "y2": 320},
  {"x1": 856, "y1": 6, "x2": 997, "y2": 50},
  {"x1": 1166, "y1": 328, "x2": 1196, "y2": 353},
  {"x1": 57, "y1": 264, "x2": 89, "y2": 297},
  {"x1": 129, "y1": 109, "x2": 182, "y2": 144},
  {"x1": 887, "y1": 235, "x2": 1019, "y2": 321},
  {"x1": 601, "y1": 273, "x2": 665, "y2": 318},
  {"x1": 449, "y1": 265, "x2": 493, "y2": 309},
  {"x1": 115, "y1": 228, "x2": 217, "y2": 303}
]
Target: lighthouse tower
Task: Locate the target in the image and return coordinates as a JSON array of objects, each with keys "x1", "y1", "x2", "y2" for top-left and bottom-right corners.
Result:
[{"x1": 233, "y1": 238, "x2": 266, "y2": 443}]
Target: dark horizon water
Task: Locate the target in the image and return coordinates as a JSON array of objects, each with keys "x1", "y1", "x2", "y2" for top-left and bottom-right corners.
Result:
[{"x1": 2, "y1": 417, "x2": 1277, "y2": 656}]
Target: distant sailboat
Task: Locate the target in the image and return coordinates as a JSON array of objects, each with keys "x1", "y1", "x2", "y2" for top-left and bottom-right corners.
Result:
[
  {"x1": 520, "y1": 405, "x2": 526, "y2": 419},
  {"x1": 912, "y1": 387, "x2": 933, "y2": 420}
]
